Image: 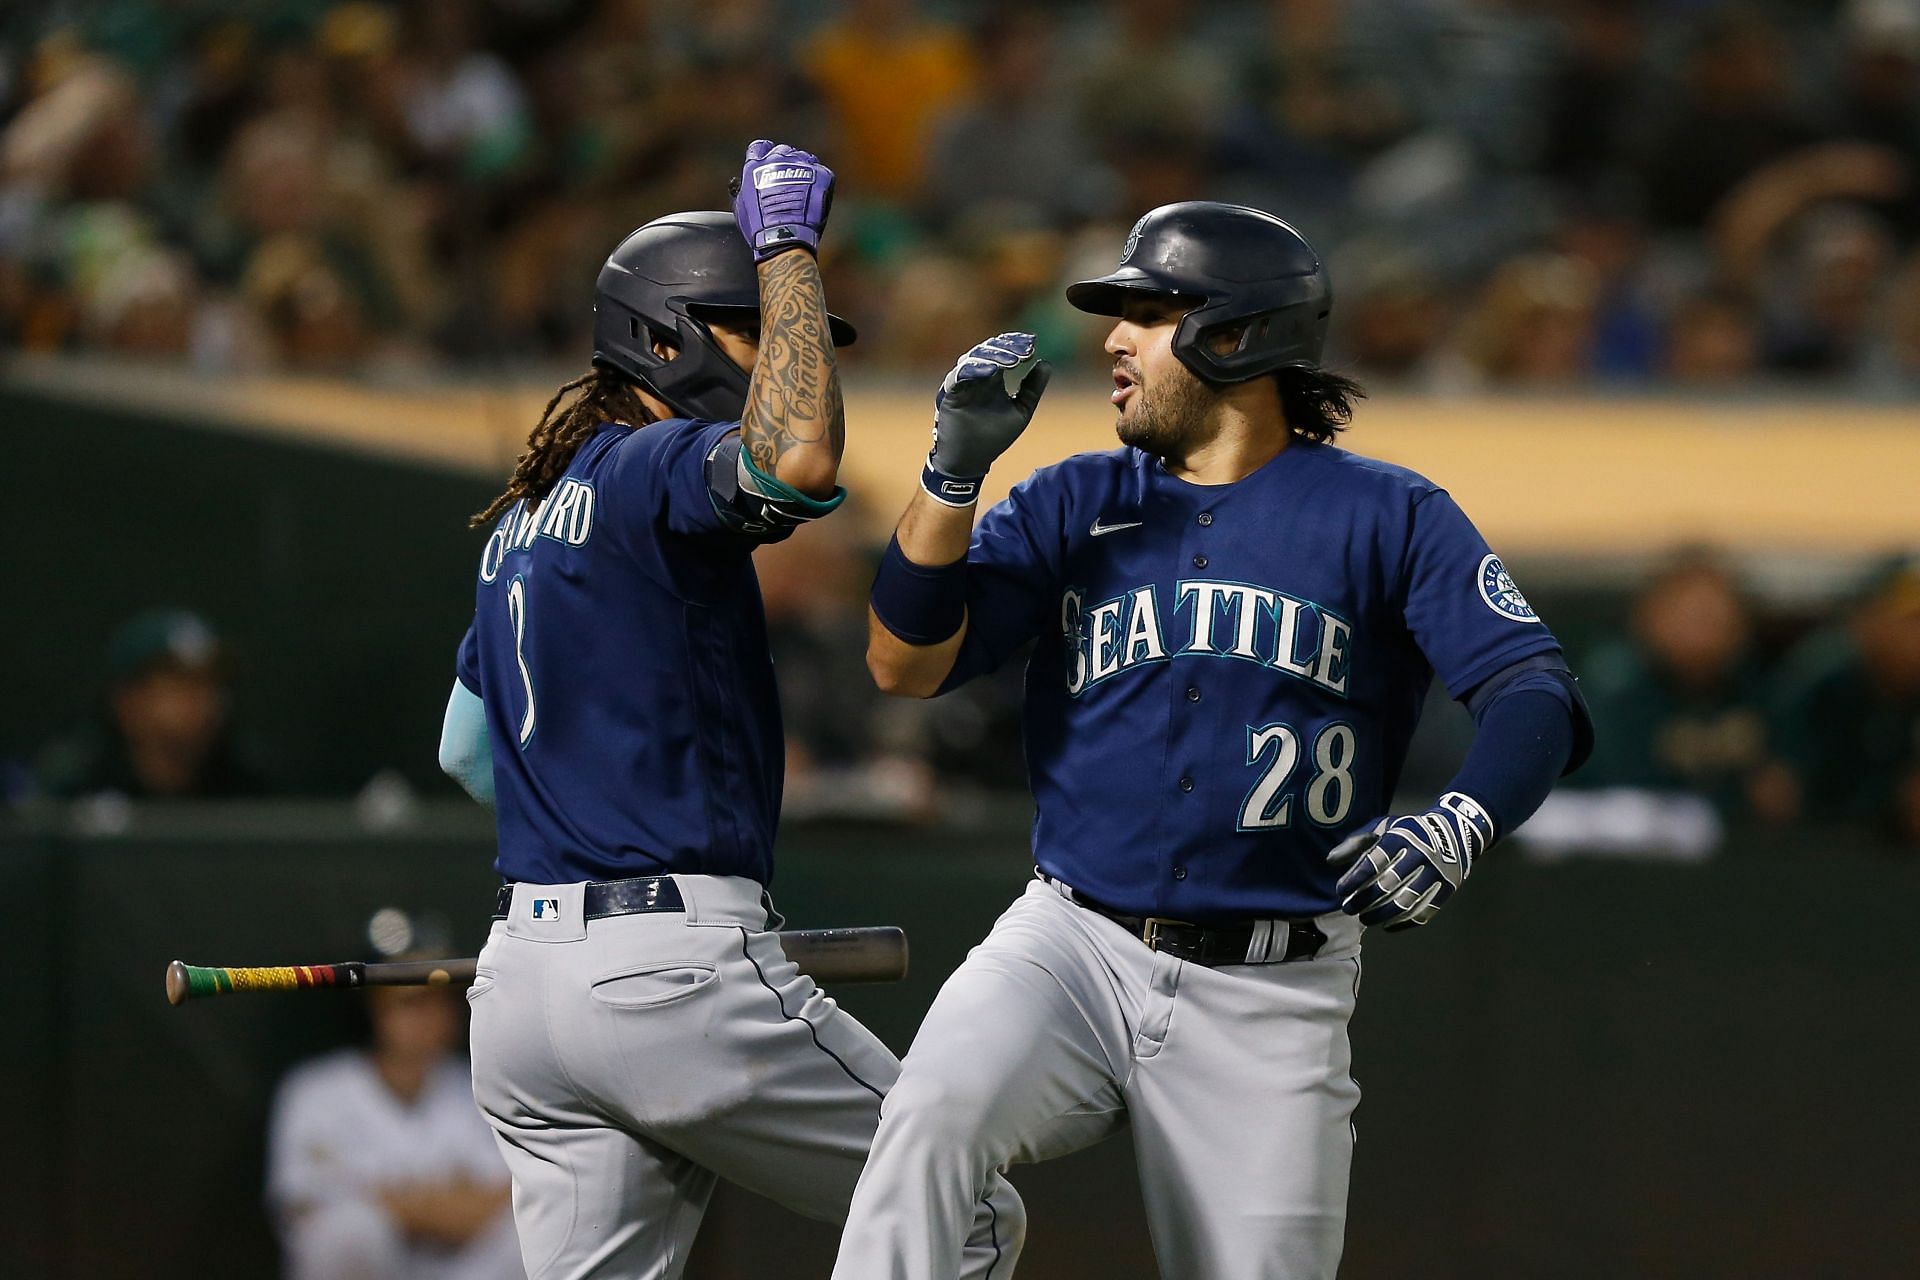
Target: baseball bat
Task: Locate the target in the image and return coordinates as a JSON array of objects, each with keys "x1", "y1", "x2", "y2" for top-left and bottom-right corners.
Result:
[{"x1": 166, "y1": 925, "x2": 908, "y2": 1006}]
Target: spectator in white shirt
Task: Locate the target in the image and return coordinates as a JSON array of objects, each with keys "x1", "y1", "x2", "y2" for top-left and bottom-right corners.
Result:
[{"x1": 267, "y1": 978, "x2": 522, "y2": 1280}]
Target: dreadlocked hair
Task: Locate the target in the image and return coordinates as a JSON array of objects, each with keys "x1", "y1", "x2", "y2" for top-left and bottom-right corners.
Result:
[
  {"x1": 1275, "y1": 366, "x2": 1366, "y2": 443},
  {"x1": 472, "y1": 368, "x2": 652, "y2": 527}
]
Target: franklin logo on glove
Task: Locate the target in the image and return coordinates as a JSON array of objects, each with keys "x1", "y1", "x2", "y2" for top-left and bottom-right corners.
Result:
[
  {"x1": 755, "y1": 165, "x2": 815, "y2": 188},
  {"x1": 731, "y1": 139, "x2": 837, "y2": 259}
]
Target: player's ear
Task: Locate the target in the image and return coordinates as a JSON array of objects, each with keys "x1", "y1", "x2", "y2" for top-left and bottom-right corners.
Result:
[{"x1": 650, "y1": 335, "x2": 679, "y2": 362}]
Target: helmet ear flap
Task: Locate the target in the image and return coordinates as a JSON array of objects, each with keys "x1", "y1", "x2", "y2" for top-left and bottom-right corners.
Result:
[
  {"x1": 1209, "y1": 316, "x2": 1264, "y2": 358},
  {"x1": 626, "y1": 309, "x2": 751, "y2": 420},
  {"x1": 640, "y1": 317, "x2": 680, "y2": 359},
  {"x1": 1176, "y1": 302, "x2": 1322, "y2": 384},
  {"x1": 1173, "y1": 301, "x2": 1251, "y2": 382}
]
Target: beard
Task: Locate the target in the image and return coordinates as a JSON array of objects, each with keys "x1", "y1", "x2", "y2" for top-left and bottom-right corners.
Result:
[{"x1": 1115, "y1": 360, "x2": 1220, "y2": 458}]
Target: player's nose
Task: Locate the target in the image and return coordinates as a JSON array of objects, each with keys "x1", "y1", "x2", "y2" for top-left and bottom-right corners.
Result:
[{"x1": 1104, "y1": 320, "x2": 1135, "y2": 358}]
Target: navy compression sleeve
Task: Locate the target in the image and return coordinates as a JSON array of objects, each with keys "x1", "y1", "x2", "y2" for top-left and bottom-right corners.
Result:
[{"x1": 1448, "y1": 659, "x2": 1592, "y2": 839}]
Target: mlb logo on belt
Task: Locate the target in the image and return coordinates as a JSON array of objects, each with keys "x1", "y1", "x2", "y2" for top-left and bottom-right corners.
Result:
[{"x1": 532, "y1": 898, "x2": 561, "y2": 920}]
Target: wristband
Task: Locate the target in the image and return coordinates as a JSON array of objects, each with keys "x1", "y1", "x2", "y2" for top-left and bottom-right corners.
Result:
[
  {"x1": 921, "y1": 455, "x2": 986, "y2": 509},
  {"x1": 870, "y1": 535, "x2": 968, "y2": 645}
]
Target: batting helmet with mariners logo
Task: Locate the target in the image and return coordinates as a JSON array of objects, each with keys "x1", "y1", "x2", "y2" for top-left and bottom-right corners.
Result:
[
  {"x1": 591, "y1": 211, "x2": 857, "y2": 422},
  {"x1": 1066, "y1": 201, "x2": 1331, "y2": 383}
]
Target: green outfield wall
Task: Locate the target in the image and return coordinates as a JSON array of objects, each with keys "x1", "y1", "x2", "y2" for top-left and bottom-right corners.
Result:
[
  {"x1": 1, "y1": 805, "x2": 1911, "y2": 1280},
  {"x1": 2, "y1": 383, "x2": 497, "y2": 796}
]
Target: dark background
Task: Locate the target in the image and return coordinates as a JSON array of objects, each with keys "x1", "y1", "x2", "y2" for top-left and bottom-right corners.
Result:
[
  {"x1": 3, "y1": 810, "x2": 1913, "y2": 1280},
  {"x1": 2, "y1": 386, "x2": 491, "y2": 795}
]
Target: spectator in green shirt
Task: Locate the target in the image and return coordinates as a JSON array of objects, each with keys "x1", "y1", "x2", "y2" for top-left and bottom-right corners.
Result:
[
  {"x1": 35, "y1": 609, "x2": 269, "y2": 802},
  {"x1": 1579, "y1": 552, "x2": 1783, "y2": 822},
  {"x1": 1768, "y1": 560, "x2": 1920, "y2": 846}
]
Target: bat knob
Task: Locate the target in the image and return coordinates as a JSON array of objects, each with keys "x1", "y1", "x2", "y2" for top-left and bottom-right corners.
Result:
[{"x1": 166, "y1": 960, "x2": 190, "y2": 1007}]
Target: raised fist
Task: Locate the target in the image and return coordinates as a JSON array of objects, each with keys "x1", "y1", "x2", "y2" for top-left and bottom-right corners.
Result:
[{"x1": 731, "y1": 139, "x2": 835, "y2": 260}]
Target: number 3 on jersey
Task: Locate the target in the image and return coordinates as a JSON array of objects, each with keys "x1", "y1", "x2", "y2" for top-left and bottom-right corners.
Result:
[
  {"x1": 506, "y1": 575, "x2": 536, "y2": 746},
  {"x1": 1239, "y1": 722, "x2": 1355, "y2": 830}
]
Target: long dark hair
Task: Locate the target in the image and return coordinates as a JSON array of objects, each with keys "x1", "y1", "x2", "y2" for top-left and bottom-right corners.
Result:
[
  {"x1": 1275, "y1": 366, "x2": 1366, "y2": 443},
  {"x1": 472, "y1": 368, "x2": 651, "y2": 527}
]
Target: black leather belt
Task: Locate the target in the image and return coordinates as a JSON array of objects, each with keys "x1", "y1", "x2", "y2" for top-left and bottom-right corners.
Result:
[
  {"x1": 1047, "y1": 876, "x2": 1327, "y2": 967},
  {"x1": 492, "y1": 875, "x2": 684, "y2": 921}
]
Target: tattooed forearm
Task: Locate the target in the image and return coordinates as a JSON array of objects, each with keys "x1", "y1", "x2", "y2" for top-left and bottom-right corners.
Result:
[{"x1": 741, "y1": 250, "x2": 845, "y2": 490}]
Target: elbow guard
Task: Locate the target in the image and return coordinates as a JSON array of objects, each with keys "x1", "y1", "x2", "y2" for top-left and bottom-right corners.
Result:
[{"x1": 704, "y1": 437, "x2": 845, "y2": 539}]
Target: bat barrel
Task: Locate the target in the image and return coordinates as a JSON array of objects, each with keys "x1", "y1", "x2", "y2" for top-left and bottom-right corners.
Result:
[
  {"x1": 360, "y1": 959, "x2": 477, "y2": 988},
  {"x1": 782, "y1": 926, "x2": 909, "y2": 983}
]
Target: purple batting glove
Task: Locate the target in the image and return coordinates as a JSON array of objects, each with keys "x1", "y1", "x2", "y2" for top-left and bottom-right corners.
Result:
[{"x1": 730, "y1": 139, "x2": 835, "y2": 260}]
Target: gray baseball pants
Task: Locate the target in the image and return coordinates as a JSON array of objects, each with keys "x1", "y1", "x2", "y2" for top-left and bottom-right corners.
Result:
[
  {"x1": 469, "y1": 876, "x2": 1023, "y2": 1279},
  {"x1": 832, "y1": 878, "x2": 1363, "y2": 1280}
]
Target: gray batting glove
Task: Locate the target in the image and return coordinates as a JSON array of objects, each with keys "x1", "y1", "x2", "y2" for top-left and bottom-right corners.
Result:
[
  {"x1": 922, "y1": 332, "x2": 1053, "y2": 507},
  {"x1": 1327, "y1": 791, "x2": 1497, "y2": 931}
]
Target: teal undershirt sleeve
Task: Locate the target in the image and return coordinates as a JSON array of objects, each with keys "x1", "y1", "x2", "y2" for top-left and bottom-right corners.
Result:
[{"x1": 439, "y1": 680, "x2": 495, "y2": 807}]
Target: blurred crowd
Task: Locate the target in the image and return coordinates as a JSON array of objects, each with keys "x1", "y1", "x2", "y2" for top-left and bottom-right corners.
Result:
[
  {"x1": 1568, "y1": 551, "x2": 1920, "y2": 851},
  {"x1": 18, "y1": 545, "x2": 1920, "y2": 854},
  {"x1": 5, "y1": 0, "x2": 1920, "y2": 390}
]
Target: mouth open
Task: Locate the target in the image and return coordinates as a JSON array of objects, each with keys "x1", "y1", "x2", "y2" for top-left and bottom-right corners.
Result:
[{"x1": 1111, "y1": 367, "x2": 1138, "y2": 407}]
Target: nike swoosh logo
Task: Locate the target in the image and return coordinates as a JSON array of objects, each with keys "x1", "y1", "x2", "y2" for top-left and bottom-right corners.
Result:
[{"x1": 1089, "y1": 519, "x2": 1143, "y2": 536}]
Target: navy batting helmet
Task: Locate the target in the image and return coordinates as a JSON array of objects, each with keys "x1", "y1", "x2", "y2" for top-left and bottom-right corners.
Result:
[
  {"x1": 1066, "y1": 201, "x2": 1330, "y2": 383},
  {"x1": 592, "y1": 211, "x2": 857, "y2": 421}
]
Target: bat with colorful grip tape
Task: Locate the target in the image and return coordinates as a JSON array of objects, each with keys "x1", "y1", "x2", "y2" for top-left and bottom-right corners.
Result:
[
  {"x1": 164, "y1": 925, "x2": 908, "y2": 1006},
  {"x1": 166, "y1": 958, "x2": 472, "y2": 1003}
]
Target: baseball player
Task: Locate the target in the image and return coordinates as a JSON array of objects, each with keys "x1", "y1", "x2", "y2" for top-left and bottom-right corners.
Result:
[
  {"x1": 837, "y1": 201, "x2": 1593, "y2": 1279},
  {"x1": 436, "y1": 141, "x2": 1020, "y2": 1279}
]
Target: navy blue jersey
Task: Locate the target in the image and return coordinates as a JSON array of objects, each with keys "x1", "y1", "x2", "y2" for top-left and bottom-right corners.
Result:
[
  {"x1": 946, "y1": 439, "x2": 1564, "y2": 920},
  {"x1": 457, "y1": 416, "x2": 832, "y2": 885}
]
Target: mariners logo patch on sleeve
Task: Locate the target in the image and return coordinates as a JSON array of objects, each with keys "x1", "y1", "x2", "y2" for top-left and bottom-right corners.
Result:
[{"x1": 1478, "y1": 554, "x2": 1540, "y2": 623}]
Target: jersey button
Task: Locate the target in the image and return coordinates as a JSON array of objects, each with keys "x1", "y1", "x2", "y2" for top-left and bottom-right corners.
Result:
[
  {"x1": 1186, "y1": 686, "x2": 1201, "y2": 702},
  {"x1": 1197, "y1": 512, "x2": 1213, "y2": 527},
  {"x1": 1173, "y1": 865, "x2": 1188, "y2": 880},
  {"x1": 1178, "y1": 776, "x2": 1195, "y2": 792},
  {"x1": 1193, "y1": 554, "x2": 1209, "y2": 569}
]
